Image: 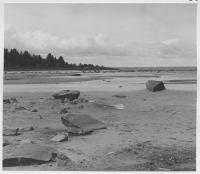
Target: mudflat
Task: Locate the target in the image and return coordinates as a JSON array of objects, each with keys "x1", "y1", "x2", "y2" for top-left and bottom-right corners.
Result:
[{"x1": 3, "y1": 70, "x2": 196, "y2": 171}]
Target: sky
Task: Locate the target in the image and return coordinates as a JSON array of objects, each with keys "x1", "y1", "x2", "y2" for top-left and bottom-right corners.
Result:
[{"x1": 4, "y1": 3, "x2": 197, "y2": 67}]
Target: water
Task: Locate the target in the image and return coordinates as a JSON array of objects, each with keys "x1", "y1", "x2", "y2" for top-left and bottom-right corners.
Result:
[{"x1": 3, "y1": 69, "x2": 197, "y2": 93}]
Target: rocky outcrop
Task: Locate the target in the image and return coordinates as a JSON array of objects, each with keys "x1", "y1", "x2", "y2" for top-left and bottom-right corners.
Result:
[
  {"x1": 53, "y1": 90, "x2": 80, "y2": 101},
  {"x1": 146, "y1": 80, "x2": 165, "y2": 92},
  {"x1": 61, "y1": 113, "x2": 106, "y2": 135}
]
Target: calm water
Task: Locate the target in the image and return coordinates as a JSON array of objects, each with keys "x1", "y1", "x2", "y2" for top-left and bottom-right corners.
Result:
[{"x1": 3, "y1": 69, "x2": 197, "y2": 93}]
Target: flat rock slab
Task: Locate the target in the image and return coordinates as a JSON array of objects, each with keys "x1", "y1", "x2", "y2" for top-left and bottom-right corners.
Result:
[
  {"x1": 53, "y1": 90, "x2": 80, "y2": 101},
  {"x1": 61, "y1": 113, "x2": 106, "y2": 135},
  {"x1": 146, "y1": 80, "x2": 165, "y2": 92},
  {"x1": 51, "y1": 133, "x2": 68, "y2": 142},
  {"x1": 3, "y1": 143, "x2": 71, "y2": 167},
  {"x1": 3, "y1": 127, "x2": 19, "y2": 136}
]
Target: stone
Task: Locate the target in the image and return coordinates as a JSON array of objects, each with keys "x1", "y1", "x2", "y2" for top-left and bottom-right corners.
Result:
[
  {"x1": 146, "y1": 80, "x2": 165, "y2": 92},
  {"x1": 51, "y1": 133, "x2": 68, "y2": 142},
  {"x1": 112, "y1": 94, "x2": 126, "y2": 98},
  {"x1": 56, "y1": 153, "x2": 72, "y2": 167},
  {"x1": 61, "y1": 113, "x2": 106, "y2": 135},
  {"x1": 68, "y1": 98, "x2": 88, "y2": 105},
  {"x1": 20, "y1": 139, "x2": 35, "y2": 145},
  {"x1": 71, "y1": 74, "x2": 81, "y2": 76},
  {"x1": 3, "y1": 127, "x2": 19, "y2": 136},
  {"x1": 3, "y1": 138, "x2": 10, "y2": 147},
  {"x1": 31, "y1": 109, "x2": 38, "y2": 112},
  {"x1": 53, "y1": 90, "x2": 80, "y2": 101},
  {"x1": 18, "y1": 126, "x2": 35, "y2": 133},
  {"x1": 11, "y1": 106, "x2": 27, "y2": 112},
  {"x1": 77, "y1": 105, "x2": 83, "y2": 109},
  {"x1": 3, "y1": 143, "x2": 59, "y2": 167},
  {"x1": 68, "y1": 100, "x2": 78, "y2": 105},
  {"x1": 58, "y1": 107, "x2": 69, "y2": 114},
  {"x1": 3, "y1": 99, "x2": 11, "y2": 104},
  {"x1": 10, "y1": 98, "x2": 18, "y2": 103}
]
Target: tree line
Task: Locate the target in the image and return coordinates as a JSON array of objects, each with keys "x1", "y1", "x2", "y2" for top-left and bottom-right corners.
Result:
[{"x1": 4, "y1": 48, "x2": 106, "y2": 69}]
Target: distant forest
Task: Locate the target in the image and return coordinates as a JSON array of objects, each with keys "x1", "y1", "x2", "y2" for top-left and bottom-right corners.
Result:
[{"x1": 4, "y1": 48, "x2": 113, "y2": 70}]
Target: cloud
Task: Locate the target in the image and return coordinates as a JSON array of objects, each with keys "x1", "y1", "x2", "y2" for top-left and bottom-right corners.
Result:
[{"x1": 4, "y1": 24, "x2": 196, "y2": 60}]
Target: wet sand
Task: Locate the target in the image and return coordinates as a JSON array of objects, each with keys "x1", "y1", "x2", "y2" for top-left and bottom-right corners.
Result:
[{"x1": 3, "y1": 71, "x2": 196, "y2": 171}]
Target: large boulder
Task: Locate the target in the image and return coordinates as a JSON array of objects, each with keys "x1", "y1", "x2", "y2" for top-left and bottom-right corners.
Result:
[
  {"x1": 3, "y1": 143, "x2": 72, "y2": 167},
  {"x1": 53, "y1": 90, "x2": 80, "y2": 101},
  {"x1": 146, "y1": 80, "x2": 165, "y2": 92},
  {"x1": 61, "y1": 113, "x2": 106, "y2": 135}
]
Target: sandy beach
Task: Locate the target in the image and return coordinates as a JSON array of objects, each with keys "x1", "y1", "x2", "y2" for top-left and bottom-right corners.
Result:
[{"x1": 3, "y1": 70, "x2": 196, "y2": 171}]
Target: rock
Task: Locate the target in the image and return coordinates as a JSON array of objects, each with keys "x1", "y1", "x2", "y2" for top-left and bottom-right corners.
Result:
[
  {"x1": 20, "y1": 139, "x2": 35, "y2": 145},
  {"x1": 68, "y1": 98, "x2": 88, "y2": 105},
  {"x1": 3, "y1": 143, "x2": 71, "y2": 167},
  {"x1": 146, "y1": 80, "x2": 165, "y2": 92},
  {"x1": 71, "y1": 74, "x2": 81, "y2": 76},
  {"x1": 53, "y1": 90, "x2": 80, "y2": 101},
  {"x1": 68, "y1": 100, "x2": 78, "y2": 105},
  {"x1": 56, "y1": 153, "x2": 71, "y2": 167},
  {"x1": 11, "y1": 106, "x2": 27, "y2": 112},
  {"x1": 61, "y1": 113, "x2": 106, "y2": 135},
  {"x1": 112, "y1": 94, "x2": 126, "y2": 98},
  {"x1": 10, "y1": 98, "x2": 18, "y2": 103},
  {"x1": 58, "y1": 107, "x2": 69, "y2": 114},
  {"x1": 31, "y1": 109, "x2": 38, "y2": 112},
  {"x1": 3, "y1": 99, "x2": 11, "y2": 104},
  {"x1": 77, "y1": 105, "x2": 83, "y2": 109},
  {"x1": 3, "y1": 127, "x2": 19, "y2": 136},
  {"x1": 3, "y1": 138, "x2": 10, "y2": 147},
  {"x1": 51, "y1": 133, "x2": 68, "y2": 142},
  {"x1": 18, "y1": 126, "x2": 35, "y2": 133},
  {"x1": 119, "y1": 86, "x2": 122, "y2": 88}
]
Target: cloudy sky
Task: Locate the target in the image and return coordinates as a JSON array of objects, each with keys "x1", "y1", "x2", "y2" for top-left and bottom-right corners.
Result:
[{"x1": 4, "y1": 3, "x2": 197, "y2": 67}]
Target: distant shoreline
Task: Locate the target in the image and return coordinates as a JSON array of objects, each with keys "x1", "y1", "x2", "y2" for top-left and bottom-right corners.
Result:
[{"x1": 4, "y1": 67, "x2": 119, "y2": 72}]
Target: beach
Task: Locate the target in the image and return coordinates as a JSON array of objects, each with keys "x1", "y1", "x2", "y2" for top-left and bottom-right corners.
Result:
[{"x1": 3, "y1": 69, "x2": 196, "y2": 171}]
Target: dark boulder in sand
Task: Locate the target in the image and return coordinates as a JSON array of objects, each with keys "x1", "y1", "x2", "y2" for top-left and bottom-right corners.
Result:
[
  {"x1": 146, "y1": 80, "x2": 165, "y2": 92},
  {"x1": 61, "y1": 113, "x2": 106, "y2": 135},
  {"x1": 53, "y1": 90, "x2": 80, "y2": 101},
  {"x1": 3, "y1": 143, "x2": 72, "y2": 167},
  {"x1": 3, "y1": 127, "x2": 19, "y2": 136}
]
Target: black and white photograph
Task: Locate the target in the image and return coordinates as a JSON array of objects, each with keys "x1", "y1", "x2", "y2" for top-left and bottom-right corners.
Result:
[{"x1": 2, "y1": 1, "x2": 197, "y2": 171}]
